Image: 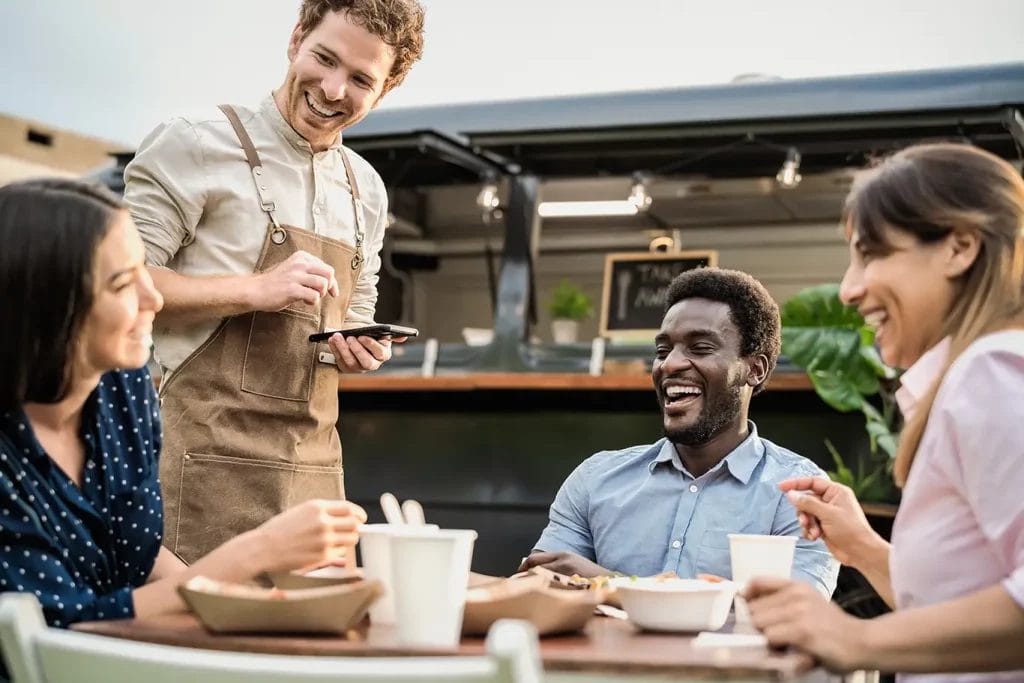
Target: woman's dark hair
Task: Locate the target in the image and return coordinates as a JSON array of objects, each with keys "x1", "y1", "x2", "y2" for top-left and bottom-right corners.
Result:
[
  {"x1": 664, "y1": 267, "x2": 782, "y2": 394},
  {"x1": 0, "y1": 178, "x2": 125, "y2": 412}
]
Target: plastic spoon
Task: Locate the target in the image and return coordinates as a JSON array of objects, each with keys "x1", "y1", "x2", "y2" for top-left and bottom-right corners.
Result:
[
  {"x1": 401, "y1": 499, "x2": 425, "y2": 526},
  {"x1": 380, "y1": 492, "x2": 404, "y2": 525}
]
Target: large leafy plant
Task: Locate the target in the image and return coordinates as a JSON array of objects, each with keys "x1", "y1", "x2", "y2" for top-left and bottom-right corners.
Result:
[{"x1": 781, "y1": 284, "x2": 900, "y2": 502}]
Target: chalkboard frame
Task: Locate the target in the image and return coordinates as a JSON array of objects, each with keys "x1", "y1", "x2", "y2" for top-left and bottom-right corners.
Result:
[{"x1": 599, "y1": 250, "x2": 719, "y2": 339}]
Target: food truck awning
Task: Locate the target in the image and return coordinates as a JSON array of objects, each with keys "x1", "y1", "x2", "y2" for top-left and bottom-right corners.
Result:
[{"x1": 344, "y1": 63, "x2": 1024, "y2": 185}]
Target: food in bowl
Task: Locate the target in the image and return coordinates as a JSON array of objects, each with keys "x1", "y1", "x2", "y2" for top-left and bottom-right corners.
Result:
[{"x1": 612, "y1": 576, "x2": 737, "y2": 632}]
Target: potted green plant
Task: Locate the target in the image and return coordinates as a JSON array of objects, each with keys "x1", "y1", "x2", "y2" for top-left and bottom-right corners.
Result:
[
  {"x1": 547, "y1": 280, "x2": 593, "y2": 344},
  {"x1": 780, "y1": 284, "x2": 900, "y2": 504}
]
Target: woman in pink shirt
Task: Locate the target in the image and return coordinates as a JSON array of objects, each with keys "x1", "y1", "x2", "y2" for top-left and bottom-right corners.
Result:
[{"x1": 746, "y1": 143, "x2": 1024, "y2": 681}]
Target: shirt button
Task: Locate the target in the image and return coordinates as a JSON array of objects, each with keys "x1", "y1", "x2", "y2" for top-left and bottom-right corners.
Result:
[
  {"x1": 671, "y1": 540, "x2": 681, "y2": 549},
  {"x1": 313, "y1": 205, "x2": 321, "y2": 215},
  {"x1": 689, "y1": 485, "x2": 698, "y2": 493}
]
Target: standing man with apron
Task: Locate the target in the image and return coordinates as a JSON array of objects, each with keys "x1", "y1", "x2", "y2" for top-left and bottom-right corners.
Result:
[{"x1": 123, "y1": 0, "x2": 426, "y2": 564}]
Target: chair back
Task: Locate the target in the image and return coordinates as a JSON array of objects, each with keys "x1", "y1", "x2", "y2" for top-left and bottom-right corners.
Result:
[{"x1": 0, "y1": 593, "x2": 543, "y2": 683}]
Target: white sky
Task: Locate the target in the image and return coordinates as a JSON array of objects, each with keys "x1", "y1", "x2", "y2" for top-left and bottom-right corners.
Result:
[{"x1": 2, "y1": 0, "x2": 1023, "y2": 147}]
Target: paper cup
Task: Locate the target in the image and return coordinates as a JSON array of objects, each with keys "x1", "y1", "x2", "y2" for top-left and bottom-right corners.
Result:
[
  {"x1": 727, "y1": 533, "x2": 797, "y2": 588},
  {"x1": 358, "y1": 523, "x2": 438, "y2": 625},
  {"x1": 728, "y1": 533, "x2": 797, "y2": 629},
  {"x1": 390, "y1": 528, "x2": 477, "y2": 648}
]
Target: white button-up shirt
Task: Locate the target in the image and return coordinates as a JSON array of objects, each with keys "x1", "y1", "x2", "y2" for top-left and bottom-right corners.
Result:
[{"x1": 124, "y1": 94, "x2": 387, "y2": 371}]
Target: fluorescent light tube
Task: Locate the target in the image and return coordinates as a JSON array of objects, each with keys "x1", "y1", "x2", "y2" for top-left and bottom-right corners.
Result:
[{"x1": 537, "y1": 200, "x2": 641, "y2": 218}]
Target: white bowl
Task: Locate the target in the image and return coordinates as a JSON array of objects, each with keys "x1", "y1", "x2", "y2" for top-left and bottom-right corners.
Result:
[{"x1": 612, "y1": 577, "x2": 737, "y2": 632}]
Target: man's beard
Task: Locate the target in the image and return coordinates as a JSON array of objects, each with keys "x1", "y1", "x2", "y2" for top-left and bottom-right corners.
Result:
[
  {"x1": 664, "y1": 377, "x2": 745, "y2": 446},
  {"x1": 288, "y1": 80, "x2": 350, "y2": 137}
]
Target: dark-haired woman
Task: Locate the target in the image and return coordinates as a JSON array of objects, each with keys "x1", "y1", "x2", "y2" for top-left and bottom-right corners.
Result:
[
  {"x1": 0, "y1": 179, "x2": 365, "y2": 633},
  {"x1": 745, "y1": 144, "x2": 1024, "y2": 681}
]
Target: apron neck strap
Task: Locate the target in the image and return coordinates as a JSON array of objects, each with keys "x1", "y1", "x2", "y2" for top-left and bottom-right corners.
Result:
[
  {"x1": 339, "y1": 150, "x2": 362, "y2": 201},
  {"x1": 218, "y1": 104, "x2": 366, "y2": 268},
  {"x1": 218, "y1": 104, "x2": 280, "y2": 228},
  {"x1": 339, "y1": 149, "x2": 365, "y2": 268}
]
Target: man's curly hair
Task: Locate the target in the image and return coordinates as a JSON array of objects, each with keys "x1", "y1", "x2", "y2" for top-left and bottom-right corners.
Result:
[
  {"x1": 297, "y1": 0, "x2": 425, "y2": 95},
  {"x1": 664, "y1": 267, "x2": 781, "y2": 394}
]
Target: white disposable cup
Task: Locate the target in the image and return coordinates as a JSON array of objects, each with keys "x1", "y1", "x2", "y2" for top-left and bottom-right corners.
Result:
[
  {"x1": 728, "y1": 533, "x2": 797, "y2": 628},
  {"x1": 728, "y1": 533, "x2": 798, "y2": 588},
  {"x1": 358, "y1": 523, "x2": 439, "y2": 625},
  {"x1": 390, "y1": 528, "x2": 477, "y2": 648}
]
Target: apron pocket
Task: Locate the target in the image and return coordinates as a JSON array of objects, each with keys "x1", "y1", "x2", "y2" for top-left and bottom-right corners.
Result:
[
  {"x1": 174, "y1": 452, "x2": 344, "y2": 564},
  {"x1": 287, "y1": 461, "x2": 346, "y2": 508},
  {"x1": 241, "y1": 309, "x2": 319, "y2": 402},
  {"x1": 175, "y1": 452, "x2": 293, "y2": 563}
]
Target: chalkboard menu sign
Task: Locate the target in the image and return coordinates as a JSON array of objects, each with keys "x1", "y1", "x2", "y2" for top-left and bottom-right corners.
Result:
[{"x1": 600, "y1": 250, "x2": 718, "y2": 338}]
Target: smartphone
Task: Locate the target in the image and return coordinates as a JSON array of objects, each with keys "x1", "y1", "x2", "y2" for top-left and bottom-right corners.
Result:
[{"x1": 308, "y1": 324, "x2": 419, "y2": 343}]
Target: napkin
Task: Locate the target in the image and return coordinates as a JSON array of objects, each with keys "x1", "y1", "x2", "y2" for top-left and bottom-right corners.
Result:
[{"x1": 692, "y1": 632, "x2": 768, "y2": 649}]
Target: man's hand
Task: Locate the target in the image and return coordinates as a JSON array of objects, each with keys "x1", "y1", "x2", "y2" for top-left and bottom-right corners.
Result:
[
  {"x1": 250, "y1": 250, "x2": 339, "y2": 312},
  {"x1": 328, "y1": 334, "x2": 397, "y2": 373},
  {"x1": 517, "y1": 551, "x2": 609, "y2": 578}
]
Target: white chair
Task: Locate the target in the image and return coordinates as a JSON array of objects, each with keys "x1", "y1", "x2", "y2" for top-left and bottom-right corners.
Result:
[{"x1": 0, "y1": 593, "x2": 542, "y2": 683}]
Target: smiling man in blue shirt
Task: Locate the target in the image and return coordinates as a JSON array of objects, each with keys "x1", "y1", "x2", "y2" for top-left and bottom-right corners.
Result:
[{"x1": 523, "y1": 268, "x2": 839, "y2": 597}]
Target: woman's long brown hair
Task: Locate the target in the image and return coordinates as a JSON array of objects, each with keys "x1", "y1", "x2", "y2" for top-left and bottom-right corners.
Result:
[{"x1": 842, "y1": 143, "x2": 1024, "y2": 486}]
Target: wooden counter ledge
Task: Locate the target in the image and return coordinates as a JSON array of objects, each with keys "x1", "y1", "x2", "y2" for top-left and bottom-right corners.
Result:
[{"x1": 338, "y1": 372, "x2": 812, "y2": 392}]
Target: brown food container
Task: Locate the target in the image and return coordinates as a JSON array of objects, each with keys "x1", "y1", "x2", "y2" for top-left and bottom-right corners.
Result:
[
  {"x1": 269, "y1": 566, "x2": 364, "y2": 590},
  {"x1": 179, "y1": 575, "x2": 382, "y2": 635},
  {"x1": 461, "y1": 573, "x2": 600, "y2": 636}
]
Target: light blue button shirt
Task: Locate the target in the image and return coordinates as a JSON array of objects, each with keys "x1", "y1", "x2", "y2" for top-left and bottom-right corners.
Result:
[{"x1": 534, "y1": 423, "x2": 839, "y2": 597}]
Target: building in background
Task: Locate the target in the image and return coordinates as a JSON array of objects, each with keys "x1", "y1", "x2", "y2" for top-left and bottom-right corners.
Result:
[
  {"x1": 73, "y1": 64, "x2": 1024, "y2": 579},
  {"x1": 0, "y1": 113, "x2": 121, "y2": 186}
]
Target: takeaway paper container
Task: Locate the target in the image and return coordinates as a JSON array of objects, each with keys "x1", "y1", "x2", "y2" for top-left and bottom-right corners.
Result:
[
  {"x1": 268, "y1": 566, "x2": 363, "y2": 590},
  {"x1": 179, "y1": 575, "x2": 382, "y2": 635},
  {"x1": 462, "y1": 572, "x2": 599, "y2": 636}
]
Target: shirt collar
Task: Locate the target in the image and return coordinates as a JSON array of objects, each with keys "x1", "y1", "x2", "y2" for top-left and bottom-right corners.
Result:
[
  {"x1": 260, "y1": 93, "x2": 345, "y2": 155},
  {"x1": 894, "y1": 337, "x2": 950, "y2": 422},
  {"x1": 649, "y1": 421, "x2": 766, "y2": 484},
  {"x1": 1, "y1": 381, "x2": 103, "y2": 467}
]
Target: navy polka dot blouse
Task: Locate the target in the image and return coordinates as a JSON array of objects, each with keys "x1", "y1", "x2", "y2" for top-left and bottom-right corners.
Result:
[{"x1": 0, "y1": 367, "x2": 163, "y2": 627}]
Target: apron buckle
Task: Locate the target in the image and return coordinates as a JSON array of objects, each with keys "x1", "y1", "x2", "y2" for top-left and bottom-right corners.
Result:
[
  {"x1": 271, "y1": 228, "x2": 287, "y2": 245},
  {"x1": 351, "y1": 252, "x2": 363, "y2": 270}
]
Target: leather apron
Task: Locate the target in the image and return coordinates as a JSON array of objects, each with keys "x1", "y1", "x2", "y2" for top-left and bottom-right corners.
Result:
[{"x1": 158, "y1": 105, "x2": 366, "y2": 564}]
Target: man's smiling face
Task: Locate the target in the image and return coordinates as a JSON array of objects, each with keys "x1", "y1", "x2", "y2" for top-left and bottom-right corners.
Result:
[
  {"x1": 652, "y1": 298, "x2": 753, "y2": 446},
  {"x1": 276, "y1": 10, "x2": 395, "y2": 152}
]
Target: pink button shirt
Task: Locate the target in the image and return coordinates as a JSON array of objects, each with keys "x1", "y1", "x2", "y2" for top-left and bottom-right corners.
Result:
[{"x1": 891, "y1": 330, "x2": 1024, "y2": 683}]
